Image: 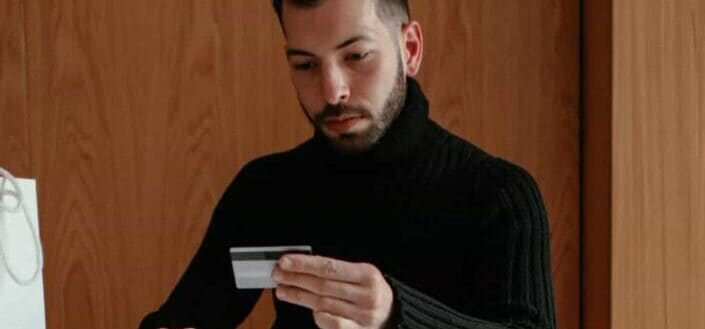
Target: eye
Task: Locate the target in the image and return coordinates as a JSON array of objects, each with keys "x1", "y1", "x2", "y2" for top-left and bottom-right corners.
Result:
[
  {"x1": 346, "y1": 51, "x2": 371, "y2": 61},
  {"x1": 292, "y1": 61, "x2": 316, "y2": 71}
]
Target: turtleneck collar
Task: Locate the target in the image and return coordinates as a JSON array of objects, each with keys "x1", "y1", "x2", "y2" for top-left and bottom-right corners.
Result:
[{"x1": 303, "y1": 77, "x2": 446, "y2": 169}]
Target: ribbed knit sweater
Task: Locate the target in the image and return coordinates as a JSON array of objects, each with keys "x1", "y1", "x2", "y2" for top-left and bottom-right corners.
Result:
[{"x1": 140, "y1": 78, "x2": 556, "y2": 329}]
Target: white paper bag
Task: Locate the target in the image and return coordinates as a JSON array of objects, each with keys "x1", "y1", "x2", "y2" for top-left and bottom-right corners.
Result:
[{"x1": 0, "y1": 173, "x2": 46, "y2": 329}]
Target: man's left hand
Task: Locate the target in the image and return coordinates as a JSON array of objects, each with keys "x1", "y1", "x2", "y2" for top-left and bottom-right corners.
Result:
[{"x1": 271, "y1": 254, "x2": 395, "y2": 329}]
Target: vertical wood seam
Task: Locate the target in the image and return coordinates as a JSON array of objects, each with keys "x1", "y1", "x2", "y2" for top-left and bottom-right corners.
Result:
[{"x1": 20, "y1": 0, "x2": 31, "y2": 176}]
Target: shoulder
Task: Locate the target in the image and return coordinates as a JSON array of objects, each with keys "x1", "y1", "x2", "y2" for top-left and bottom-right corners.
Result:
[
  {"x1": 436, "y1": 128, "x2": 544, "y2": 210},
  {"x1": 475, "y1": 156, "x2": 542, "y2": 199},
  {"x1": 472, "y1": 155, "x2": 549, "y2": 235},
  {"x1": 237, "y1": 140, "x2": 313, "y2": 179},
  {"x1": 220, "y1": 141, "x2": 312, "y2": 199},
  {"x1": 442, "y1": 134, "x2": 549, "y2": 243}
]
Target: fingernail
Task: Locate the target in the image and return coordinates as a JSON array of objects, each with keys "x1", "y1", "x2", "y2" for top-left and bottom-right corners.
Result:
[{"x1": 279, "y1": 257, "x2": 291, "y2": 269}]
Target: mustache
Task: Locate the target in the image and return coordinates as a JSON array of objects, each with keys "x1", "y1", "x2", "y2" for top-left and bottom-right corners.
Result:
[{"x1": 315, "y1": 103, "x2": 370, "y2": 123}]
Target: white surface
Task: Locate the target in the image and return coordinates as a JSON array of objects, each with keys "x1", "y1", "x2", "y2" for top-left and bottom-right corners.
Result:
[
  {"x1": 0, "y1": 178, "x2": 46, "y2": 329},
  {"x1": 229, "y1": 245, "x2": 312, "y2": 253},
  {"x1": 232, "y1": 260, "x2": 278, "y2": 289}
]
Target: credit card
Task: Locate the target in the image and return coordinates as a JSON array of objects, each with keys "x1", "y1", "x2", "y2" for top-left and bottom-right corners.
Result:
[{"x1": 230, "y1": 245, "x2": 312, "y2": 289}]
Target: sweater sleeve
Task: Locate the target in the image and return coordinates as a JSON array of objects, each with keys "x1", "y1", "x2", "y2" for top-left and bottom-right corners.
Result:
[
  {"x1": 381, "y1": 158, "x2": 556, "y2": 329},
  {"x1": 139, "y1": 164, "x2": 264, "y2": 329}
]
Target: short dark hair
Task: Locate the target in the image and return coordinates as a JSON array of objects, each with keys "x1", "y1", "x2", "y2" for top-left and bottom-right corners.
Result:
[{"x1": 272, "y1": 0, "x2": 410, "y2": 32}]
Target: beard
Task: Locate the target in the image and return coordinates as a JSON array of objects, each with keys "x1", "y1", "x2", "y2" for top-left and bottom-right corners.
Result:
[{"x1": 301, "y1": 58, "x2": 407, "y2": 154}]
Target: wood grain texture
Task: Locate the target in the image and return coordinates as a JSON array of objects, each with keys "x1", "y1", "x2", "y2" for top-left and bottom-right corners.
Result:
[
  {"x1": 582, "y1": 0, "x2": 612, "y2": 328},
  {"x1": 0, "y1": 0, "x2": 29, "y2": 175},
  {"x1": 18, "y1": 0, "x2": 580, "y2": 328},
  {"x1": 23, "y1": 1, "x2": 300, "y2": 328},
  {"x1": 410, "y1": 1, "x2": 581, "y2": 328},
  {"x1": 613, "y1": 0, "x2": 705, "y2": 328}
]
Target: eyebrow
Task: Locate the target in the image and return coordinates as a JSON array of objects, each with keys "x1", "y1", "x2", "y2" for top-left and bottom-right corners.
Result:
[{"x1": 286, "y1": 35, "x2": 372, "y2": 57}]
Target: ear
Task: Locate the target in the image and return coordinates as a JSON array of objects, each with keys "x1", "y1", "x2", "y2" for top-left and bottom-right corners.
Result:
[{"x1": 400, "y1": 21, "x2": 423, "y2": 77}]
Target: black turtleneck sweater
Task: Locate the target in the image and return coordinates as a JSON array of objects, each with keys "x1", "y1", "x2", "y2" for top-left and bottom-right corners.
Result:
[{"x1": 140, "y1": 78, "x2": 556, "y2": 329}]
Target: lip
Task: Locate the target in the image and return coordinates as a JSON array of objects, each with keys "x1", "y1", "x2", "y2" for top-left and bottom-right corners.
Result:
[{"x1": 324, "y1": 116, "x2": 363, "y2": 133}]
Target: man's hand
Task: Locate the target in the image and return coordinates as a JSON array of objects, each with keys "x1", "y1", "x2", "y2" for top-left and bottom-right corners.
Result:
[{"x1": 271, "y1": 254, "x2": 395, "y2": 329}]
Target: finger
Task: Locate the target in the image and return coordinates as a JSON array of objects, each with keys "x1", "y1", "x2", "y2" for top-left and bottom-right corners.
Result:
[
  {"x1": 279, "y1": 254, "x2": 375, "y2": 284},
  {"x1": 276, "y1": 284, "x2": 369, "y2": 325},
  {"x1": 272, "y1": 267, "x2": 366, "y2": 303},
  {"x1": 313, "y1": 310, "x2": 360, "y2": 329}
]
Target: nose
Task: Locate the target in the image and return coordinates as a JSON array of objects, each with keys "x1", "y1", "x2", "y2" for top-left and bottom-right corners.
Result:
[{"x1": 321, "y1": 63, "x2": 350, "y2": 105}]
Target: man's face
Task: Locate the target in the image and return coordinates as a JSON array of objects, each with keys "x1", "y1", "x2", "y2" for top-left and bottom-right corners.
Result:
[{"x1": 282, "y1": 0, "x2": 407, "y2": 153}]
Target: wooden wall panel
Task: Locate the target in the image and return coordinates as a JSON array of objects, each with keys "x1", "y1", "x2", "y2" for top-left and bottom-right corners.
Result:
[
  {"x1": 14, "y1": 0, "x2": 580, "y2": 328},
  {"x1": 0, "y1": 0, "x2": 29, "y2": 175},
  {"x1": 613, "y1": 0, "x2": 705, "y2": 328},
  {"x1": 23, "y1": 1, "x2": 303, "y2": 328},
  {"x1": 410, "y1": 2, "x2": 580, "y2": 329},
  {"x1": 582, "y1": 0, "x2": 612, "y2": 328}
]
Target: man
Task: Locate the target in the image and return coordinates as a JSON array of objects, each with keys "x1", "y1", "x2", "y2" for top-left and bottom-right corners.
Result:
[{"x1": 140, "y1": 0, "x2": 556, "y2": 328}]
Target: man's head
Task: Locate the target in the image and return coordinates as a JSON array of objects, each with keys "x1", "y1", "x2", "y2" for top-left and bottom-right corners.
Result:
[{"x1": 272, "y1": 0, "x2": 423, "y2": 154}]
